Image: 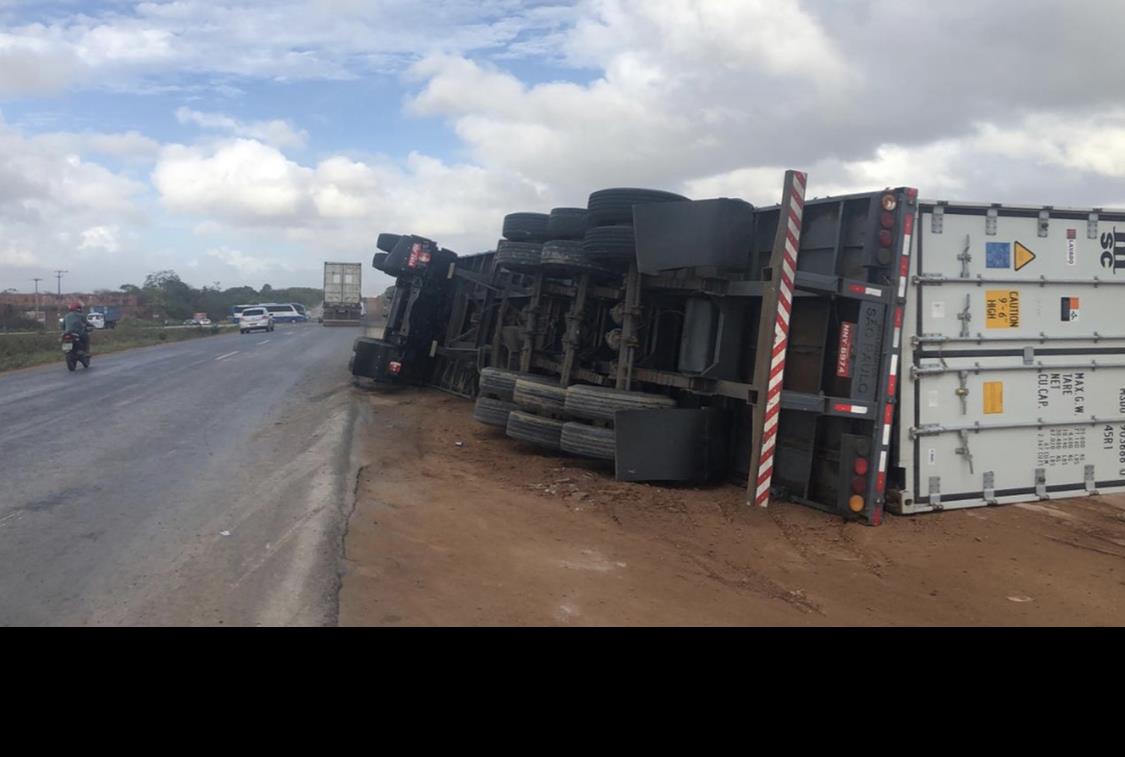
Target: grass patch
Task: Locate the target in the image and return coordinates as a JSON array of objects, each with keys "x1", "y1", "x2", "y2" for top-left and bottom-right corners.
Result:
[{"x1": 0, "y1": 321, "x2": 238, "y2": 373}]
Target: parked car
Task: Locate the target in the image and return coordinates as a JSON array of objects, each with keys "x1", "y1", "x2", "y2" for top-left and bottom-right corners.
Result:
[
  {"x1": 199, "y1": 318, "x2": 212, "y2": 326},
  {"x1": 239, "y1": 307, "x2": 274, "y2": 334}
]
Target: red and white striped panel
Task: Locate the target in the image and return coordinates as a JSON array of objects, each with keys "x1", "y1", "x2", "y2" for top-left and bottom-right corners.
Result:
[{"x1": 754, "y1": 170, "x2": 807, "y2": 508}]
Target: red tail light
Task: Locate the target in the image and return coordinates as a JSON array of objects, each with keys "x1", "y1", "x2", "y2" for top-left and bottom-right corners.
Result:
[
  {"x1": 851, "y1": 476, "x2": 866, "y2": 494},
  {"x1": 388, "y1": 361, "x2": 402, "y2": 375},
  {"x1": 880, "y1": 212, "x2": 895, "y2": 229},
  {"x1": 879, "y1": 229, "x2": 893, "y2": 247},
  {"x1": 854, "y1": 457, "x2": 869, "y2": 475}
]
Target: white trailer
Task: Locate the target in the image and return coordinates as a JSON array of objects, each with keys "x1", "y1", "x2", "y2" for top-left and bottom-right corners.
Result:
[
  {"x1": 323, "y1": 262, "x2": 363, "y2": 326},
  {"x1": 891, "y1": 202, "x2": 1125, "y2": 513}
]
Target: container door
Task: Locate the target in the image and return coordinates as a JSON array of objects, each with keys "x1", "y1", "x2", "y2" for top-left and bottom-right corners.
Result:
[{"x1": 896, "y1": 203, "x2": 1125, "y2": 512}]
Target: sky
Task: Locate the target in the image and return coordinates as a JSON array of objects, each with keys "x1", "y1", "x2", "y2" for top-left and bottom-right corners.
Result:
[{"x1": 3, "y1": 0, "x2": 1125, "y2": 296}]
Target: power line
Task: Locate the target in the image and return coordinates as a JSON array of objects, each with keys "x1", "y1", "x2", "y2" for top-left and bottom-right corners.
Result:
[{"x1": 54, "y1": 270, "x2": 68, "y2": 297}]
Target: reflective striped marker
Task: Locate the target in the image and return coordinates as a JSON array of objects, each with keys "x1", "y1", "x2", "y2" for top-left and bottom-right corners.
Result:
[{"x1": 755, "y1": 170, "x2": 807, "y2": 508}]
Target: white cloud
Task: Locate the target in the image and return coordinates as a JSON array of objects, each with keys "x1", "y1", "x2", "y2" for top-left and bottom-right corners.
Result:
[{"x1": 175, "y1": 107, "x2": 308, "y2": 149}]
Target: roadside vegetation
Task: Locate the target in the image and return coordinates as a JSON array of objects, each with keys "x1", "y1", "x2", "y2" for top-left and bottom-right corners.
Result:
[{"x1": 0, "y1": 319, "x2": 237, "y2": 373}]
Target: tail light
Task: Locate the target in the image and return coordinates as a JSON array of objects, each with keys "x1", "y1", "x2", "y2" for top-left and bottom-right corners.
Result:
[
  {"x1": 388, "y1": 361, "x2": 402, "y2": 375},
  {"x1": 878, "y1": 229, "x2": 893, "y2": 247},
  {"x1": 848, "y1": 495, "x2": 865, "y2": 513},
  {"x1": 881, "y1": 194, "x2": 897, "y2": 212},
  {"x1": 854, "y1": 457, "x2": 869, "y2": 475},
  {"x1": 880, "y1": 212, "x2": 895, "y2": 229}
]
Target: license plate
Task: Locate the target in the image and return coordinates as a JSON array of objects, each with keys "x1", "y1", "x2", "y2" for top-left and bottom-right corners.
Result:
[{"x1": 62, "y1": 343, "x2": 72, "y2": 352}]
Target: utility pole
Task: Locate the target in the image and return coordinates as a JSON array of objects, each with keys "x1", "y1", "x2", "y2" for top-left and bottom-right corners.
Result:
[
  {"x1": 54, "y1": 270, "x2": 68, "y2": 297},
  {"x1": 32, "y1": 277, "x2": 43, "y2": 323}
]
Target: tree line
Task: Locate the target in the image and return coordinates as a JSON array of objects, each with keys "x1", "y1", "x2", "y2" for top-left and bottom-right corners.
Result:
[{"x1": 120, "y1": 270, "x2": 323, "y2": 322}]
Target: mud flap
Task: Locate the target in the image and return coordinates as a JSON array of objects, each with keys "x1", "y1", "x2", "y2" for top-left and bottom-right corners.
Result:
[{"x1": 614, "y1": 408, "x2": 728, "y2": 483}]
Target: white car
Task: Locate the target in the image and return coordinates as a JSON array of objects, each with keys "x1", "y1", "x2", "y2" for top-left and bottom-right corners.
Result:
[
  {"x1": 199, "y1": 318, "x2": 212, "y2": 326},
  {"x1": 239, "y1": 307, "x2": 274, "y2": 334}
]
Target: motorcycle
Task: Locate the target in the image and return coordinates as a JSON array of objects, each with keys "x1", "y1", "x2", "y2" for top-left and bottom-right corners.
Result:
[{"x1": 61, "y1": 329, "x2": 91, "y2": 372}]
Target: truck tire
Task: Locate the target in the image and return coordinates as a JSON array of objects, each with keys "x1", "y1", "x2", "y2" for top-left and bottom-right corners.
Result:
[
  {"x1": 372, "y1": 251, "x2": 389, "y2": 270},
  {"x1": 541, "y1": 240, "x2": 609, "y2": 275},
  {"x1": 376, "y1": 233, "x2": 402, "y2": 253},
  {"x1": 583, "y1": 225, "x2": 636, "y2": 264},
  {"x1": 506, "y1": 410, "x2": 564, "y2": 450},
  {"x1": 546, "y1": 207, "x2": 589, "y2": 240},
  {"x1": 564, "y1": 384, "x2": 677, "y2": 424},
  {"x1": 513, "y1": 378, "x2": 567, "y2": 415},
  {"x1": 561, "y1": 422, "x2": 615, "y2": 460},
  {"x1": 502, "y1": 212, "x2": 550, "y2": 242},
  {"x1": 587, "y1": 188, "x2": 689, "y2": 226},
  {"x1": 496, "y1": 240, "x2": 543, "y2": 272},
  {"x1": 479, "y1": 368, "x2": 554, "y2": 401},
  {"x1": 473, "y1": 396, "x2": 518, "y2": 428}
]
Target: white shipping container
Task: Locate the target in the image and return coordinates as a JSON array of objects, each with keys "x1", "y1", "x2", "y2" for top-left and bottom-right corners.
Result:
[
  {"x1": 324, "y1": 262, "x2": 362, "y2": 306},
  {"x1": 893, "y1": 202, "x2": 1125, "y2": 513}
]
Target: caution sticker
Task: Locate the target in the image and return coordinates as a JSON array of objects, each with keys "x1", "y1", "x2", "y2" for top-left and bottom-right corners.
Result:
[
  {"x1": 983, "y1": 381, "x2": 1004, "y2": 414},
  {"x1": 1060, "y1": 296, "x2": 1080, "y2": 322},
  {"x1": 986, "y1": 290, "x2": 1021, "y2": 329},
  {"x1": 1014, "y1": 242, "x2": 1037, "y2": 271}
]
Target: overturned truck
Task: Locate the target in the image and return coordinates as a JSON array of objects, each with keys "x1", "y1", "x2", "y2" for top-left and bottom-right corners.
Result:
[{"x1": 353, "y1": 173, "x2": 1125, "y2": 525}]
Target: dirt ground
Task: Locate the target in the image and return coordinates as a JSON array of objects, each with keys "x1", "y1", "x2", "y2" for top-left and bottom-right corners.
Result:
[{"x1": 338, "y1": 386, "x2": 1125, "y2": 626}]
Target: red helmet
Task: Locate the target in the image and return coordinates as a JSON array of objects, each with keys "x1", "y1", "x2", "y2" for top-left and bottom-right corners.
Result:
[{"x1": 68, "y1": 302, "x2": 82, "y2": 312}]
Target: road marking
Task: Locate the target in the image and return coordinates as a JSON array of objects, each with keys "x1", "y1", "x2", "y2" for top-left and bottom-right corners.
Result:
[
  {"x1": 215, "y1": 351, "x2": 240, "y2": 361},
  {"x1": 257, "y1": 340, "x2": 271, "y2": 345}
]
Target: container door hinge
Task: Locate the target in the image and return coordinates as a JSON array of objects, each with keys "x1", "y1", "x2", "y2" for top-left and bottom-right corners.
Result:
[
  {"x1": 1085, "y1": 464, "x2": 1099, "y2": 496},
  {"x1": 957, "y1": 294, "x2": 972, "y2": 338},
  {"x1": 928, "y1": 476, "x2": 942, "y2": 508},
  {"x1": 1035, "y1": 468, "x2": 1048, "y2": 500},
  {"x1": 1088, "y1": 212, "x2": 1100, "y2": 240},
  {"x1": 955, "y1": 370, "x2": 969, "y2": 414},
  {"x1": 958, "y1": 235, "x2": 972, "y2": 278},
  {"x1": 983, "y1": 471, "x2": 997, "y2": 505},
  {"x1": 1038, "y1": 209, "x2": 1051, "y2": 238},
  {"x1": 986, "y1": 207, "x2": 999, "y2": 236},
  {"x1": 955, "y1": 429, "x2": 974, "y2": 474}
]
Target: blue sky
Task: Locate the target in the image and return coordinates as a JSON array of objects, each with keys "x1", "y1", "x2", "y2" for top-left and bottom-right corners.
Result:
[{"x1": 4, "y1": 0, "x2": 1125, "y2": 296}]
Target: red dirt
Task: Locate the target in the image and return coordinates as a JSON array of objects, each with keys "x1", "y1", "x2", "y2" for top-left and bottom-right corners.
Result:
[{"x1": 339, "y1": 387, "x2": 1125, "y2": 626}]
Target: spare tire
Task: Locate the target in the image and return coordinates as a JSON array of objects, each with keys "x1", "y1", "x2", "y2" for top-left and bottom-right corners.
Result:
[
  {"x1": 583, "y1": 225, "x2": 636, "y2": 265},
  {"x1": 546, "y1": 207, "x2": 589, "y2": 240},
  {"x1": 587, "y1": 188, "x2": 689, "y2": 226},
  {"x1": 376, "y1": 233, "x2": 402, "y2": 253},
  {"x1": 513, "y1": 378, "x2": 567, "y2": 415},
  {"x1": 479, "y1": 368, "x2": 554, "y2": 401},
  {"x1": 564, "y1": 384, "x2": 677, "y2": 424},
  {"x1": 496, "y1": 240, "x2": 543, "y2": 272},
  {"x1": 372, "y1": 251, "x2": 389, "y2": 270},
  {"x1": 561, "y1": 422, "x2": 615, "y2": 461},
  {"x1": 473, "y1": 396, "x2": 518, "y2": 428},
  {"x1": 506, "y1": 410, "x2": 565, "y2": 450},
  {"x1": 502, "y1": 212, "x2": 550, "y2": 242}
]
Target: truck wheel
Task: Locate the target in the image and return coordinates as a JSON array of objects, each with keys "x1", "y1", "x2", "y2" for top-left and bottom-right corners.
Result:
[
  {"x1": 541, "y1": 240, "x2": 609, "y2": 275},
  {"x1": 583, "y1": 225, "x2": 637, "y2": 265},
  {"x1": 587, "y1": 187, "x2": 689, "y2": 226},
  {"x1": 502, "y1": 212, "x2": 550, "y2": 242},
  {"x1": 546, "y1": 207, "x2": 589, "y2": 240},
  {"x1": 473, "y1": 396, "x2": 518, "y2": 428},
  {"x1": 496, "y1": 240, "x2": 543, "y2": 272},
  {"x1": 505, "y1": 410, "x2": 565, "y2": 450},
  {"x1": 479, "y1": 368, "x2": 555, "y2": 401},
  {"x1": 561, "y1": 422, "x2": 615, "y2": 460},
  {"x1": 564, "y1": 385, "x2": 677, "y2": 424},
  {"x1": 376, "y1": 233, "x2": 402, "y2": 253},
  {"x1": 513, "y1": 378, "x2": 567, "y2": 416}
]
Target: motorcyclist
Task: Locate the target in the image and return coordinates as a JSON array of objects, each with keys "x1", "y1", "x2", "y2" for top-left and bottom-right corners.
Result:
[{"x1": 61, "y1": 302, "x2": 90, "y2": 353}]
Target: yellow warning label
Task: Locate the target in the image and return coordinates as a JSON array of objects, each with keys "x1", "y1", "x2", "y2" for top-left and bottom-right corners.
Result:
[
  {"x1": 986, "y1": 289, "x2": 1021, "y2": 328},
  {"x1": 1014, "y1": 241, "x2": 1037, "y2": 271},
  {"x1": 983, "y1": 381, "x2": 1004, "y2": 414}
]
